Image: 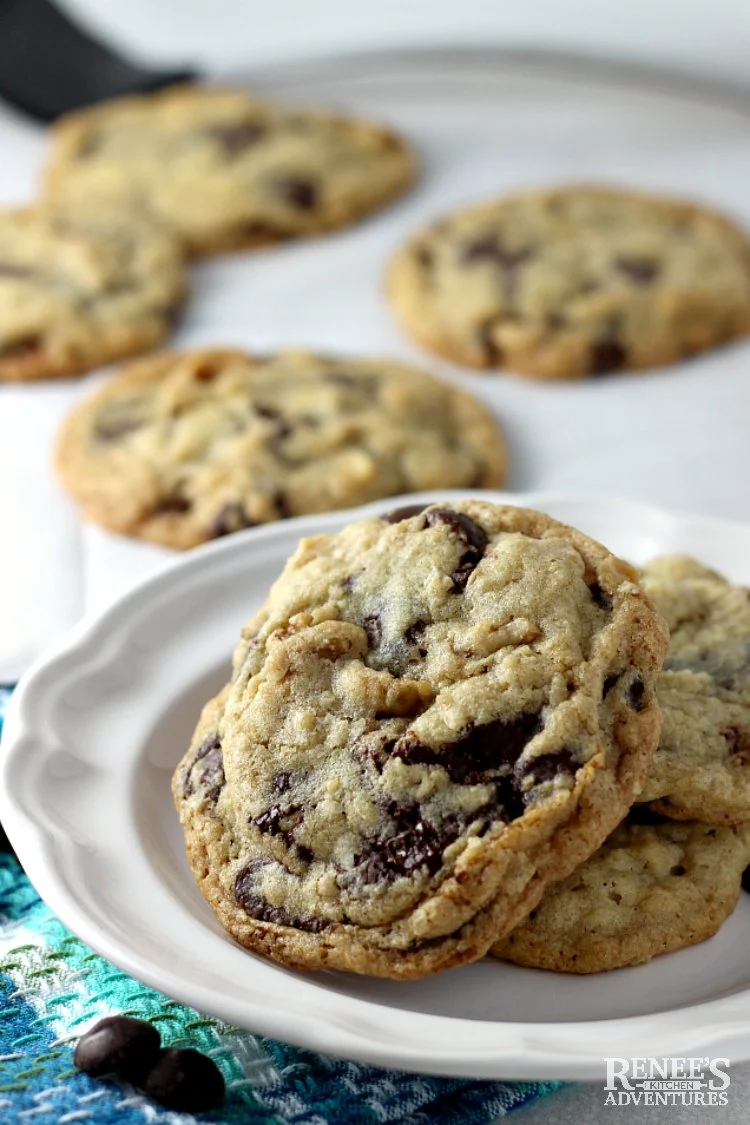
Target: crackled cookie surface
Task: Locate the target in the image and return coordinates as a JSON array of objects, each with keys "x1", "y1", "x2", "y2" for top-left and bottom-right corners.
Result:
[
  {"x1": 636, "y1": 556, "x2": 750, "y2": 825},
  {"x1": 173, "y1": 500, "x2": 668, "y2": 978},
  {"x1": 46, "y1": 85, "x2": 416, "y2": 257},
  {"x1": 56, "y1": 349, "x2": 507, "y2": 549},
  {"x1": 494, "y1": 811, "x2": 750, "y2": 972},
  {"x1": 0, "y1": 207, "x2": 186, "y2": 382},
  {"x1": 387, "y1": 186, "x2": 750, "y2": 380}
]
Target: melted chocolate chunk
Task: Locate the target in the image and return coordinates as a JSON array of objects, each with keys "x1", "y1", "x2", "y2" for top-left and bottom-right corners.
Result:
[
  {"x1": 142, "y1": 1047, "x2": 225, "y2": 1113},
  {"x1": 515, "y1": 748, "x2": 577, "y2": 788},
  {"x1": 602, "y1": 673, "x2": 620, "y2": 697},
  {"x1": 590, "y1": 337, "x2": 627, "y2": 375},
  {"x1": 588, "y1": 580, "x2": 613, "y2": 612},
  {"x1": 94, "y1": 415, "x2": 144, "y2": 442},
  {"x1": 256, "y1": 403, "x2": 292, "y2": 439},
  {"x1": 209, "y1": 121, "x2": 266, "y2": 154},
  {"x1": 253, "y1": 802, "x2": 303, "y2": 845},
  {"x1": 196, "y1": 735, "x2": 225, "y2": 802},
  {"x1": 0, "y1": 335, "x2": 42, "y2": 359},
  {"x1": 209, "y1": 502, "x2": 258, "y2": 538},
  {"x1": 393, "y1": 711, "x2": 541, "y2": 785},
  {"x1": 354, "y1": 804, "x2": 460, "y2": 883},
  {"x1": 273, "y1": 489, "x2": 292, "y2": 519},
  {"x1": 362, "y1": 612, "x2": 383, "y2": 649},
  {"x1": 724, "y1": 727, "x2": 750, "y2": 765},
  {"x1": 478, "y1": 317, "x2": 504, "y2": 365},
  {"x1": 383, "y1": 503, "x2": 428, "y2": 523},
  {"x1": 275, "y1": 176, "x2": 318, "y2": 210},
  {"x1": 234, "y1": 866, "x2": 328, "y2": 931},
  {"x1": 461, "y1": 235, "x2": 533, "y2": 270},
  {"x1": 425, "y1": 508, "x2": 488, "y2": 591},
  {"x1": 415, "y1": 245, "x2": 434, "y2": 270},
  {"x1": 154, "y1": 493, "x2": 192, "y2": 515},
  {"x1": 615, "y1": 256, "x2": 660, "y2": 284},
  {"x1": 272, "y1": 771, "x2": 292, "y2": 794},
  {"x1": 0, "y1": 263, "x2": 35, "y2": 279},
  {"x1": 404, "y1": 619, "x2": 426, "y2": 646},
  {"x1": 628, "y1": 678, "x2": 646, "y2": 712}
]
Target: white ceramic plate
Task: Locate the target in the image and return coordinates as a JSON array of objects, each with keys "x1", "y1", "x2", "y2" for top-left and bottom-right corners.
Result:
[{"x1": 4, "y1": 489, "x2": 750, "y2": 1081}]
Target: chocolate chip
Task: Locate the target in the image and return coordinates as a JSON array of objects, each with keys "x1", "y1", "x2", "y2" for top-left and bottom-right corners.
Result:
[
  {"x1": 209, "y1": 502, "x2": 258, "y2": 538},
  {"x1": 393, "y1": 711, "x2": 542, "y2": 785},
  {"x1": 142, "y1": 1047, "x2": 225, "y2": 1113},
  {"x1": 234, "y1": 865, "x2": 328, "y2": 931},
  {"x1": 590, "y1": 337, "x2": 627, "y2": 375},
  {"x1": 0, "y1": 263, "x2": 34, "y2": 279},
  {"x1": 724, "y1": 727, "x2": 750, "y2": 764},
  {"x1": 383, "y1": 503, "x2": 428, "y2": 523},
  {"x1": 628, "y1": 678, "x2": 646, "y2": 712},
  {"x1": 588, "y1": 581, "x2": 613, "y2": 612},
  {"x1": 198, "y1": 742, "x2": 225, "y2": 803},
  {"x1": 362, "y1": 612, "x2": 383, "y2": 648},
  {"x1": 515, "y1": 748, "x2": 577, "y2": 788},
  {"x1": 275, "y1": 176, "x2": 318, "y2": 210},
  {"x1": 742, "y1": 866, "x2": 750, "y2": 894},
  {"x1": 404, "y1": 619, "x2": 426, "y2": 646},
  {"x1": 209, "y1": 121, "x2": 266, "y2": 155},
  {"x1": 256, "y1": 403, "x2": 292, "y2": 439},
  {"x1": 273, "y1": 489, "x2": 292, "y2": 519},
  {"x1": 602, "y1": 673, "x2": 619, "y2": 697},
  {"x1": 0, "y1": 335, "x2": 42, "y2": 359},
  {"x1": 272, "y1": 771, "x2": 292, "y2": 795},
  {"x1": 415, "y1": 245, "x2": 434, "y2": 269},
  {"x1": 94, "y1": 415, "x2": 144, "y2": 442},
  {"x1": 153, "y1": 492, "x2": 192, "y2": 515},
  {"x1": 478, "y1": 318, "x2": 504, "y2": 365},
  {"x1": 354, "y1": 804, "x2": 460, "y2": 883},
  {"x1": 74, "y1": 1016, "x2": 161, "y2": 1080},
  {"x1": 424, "y1": 508, "x2": 488, "y2": 591},
  {"x1": 461, "y1": 235, "x2": 533, "y2": 270},
  {"x1": 253, "y1": 803, "x2": 303, "y2": 845},
  {"x1": 615, "y1": 256, "x2": 660, "y2": 284}
]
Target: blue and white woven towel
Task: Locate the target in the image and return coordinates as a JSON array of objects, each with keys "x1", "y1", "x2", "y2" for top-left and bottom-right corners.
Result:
[{"x1": 0, "y1": 687, "x2": 558, "y2": 1125}]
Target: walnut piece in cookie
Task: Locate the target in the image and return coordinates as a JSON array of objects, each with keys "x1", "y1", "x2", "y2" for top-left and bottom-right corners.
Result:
[
  {"x1": 45, "y1": 85, "x2": 416, "y2": 257},
  {"x1": 173, "y1": 499, "x2": 668, "y2": 978},
  {"x1": 55, "y1": 349, "x2": 508, "y2": 549},
  {"x1": 493, "y1": 811, "x2": 750, "y2": 972},
  {"x1": 0, "y1": 206, "x2": 186, "y2": 382},
  {"x1": 387, "y1": 186, "x2": 750, "y2": 380}
]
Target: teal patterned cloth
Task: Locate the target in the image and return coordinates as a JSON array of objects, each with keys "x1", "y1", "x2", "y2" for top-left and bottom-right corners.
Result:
[{"x1": 0, "y1": 687, "x2": 559, "y2": 1124}]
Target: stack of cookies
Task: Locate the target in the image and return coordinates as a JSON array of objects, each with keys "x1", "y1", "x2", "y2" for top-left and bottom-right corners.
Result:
[
  {"x1": 172, "y1": 504, "x2": 750, "y2": 979},
  {"x1": 172, "y1": 498, "x2": 672, "y2": 978}
]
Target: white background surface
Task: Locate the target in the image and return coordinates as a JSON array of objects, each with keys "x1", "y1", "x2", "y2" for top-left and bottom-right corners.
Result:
[{"x1": 4, "y1": 11, "x2": 750, "y2": 1118}]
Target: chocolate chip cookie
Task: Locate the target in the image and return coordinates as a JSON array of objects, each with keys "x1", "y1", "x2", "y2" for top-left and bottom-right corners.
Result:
[
  {"x1": 45, "y1": 85, "x2": 416, "y2": 258},
  {"x1": 56, "y1": 349, "x2": 507, "y2": 549},
  {"x1": 387, "y1": 186, "x2": 750, "y2": 380},
  {"x1": 0, "y1": 206, "x2": 186, "y2": 382},
  {"x1": 173, "y1": 500, "x2": 668, "y2": 978},
  {"x1": 494, "y1": 811, "x2": 750, "y2": 972},
  {"x1": 636, "y1": 556, "x2": 750, "y2": 825}
]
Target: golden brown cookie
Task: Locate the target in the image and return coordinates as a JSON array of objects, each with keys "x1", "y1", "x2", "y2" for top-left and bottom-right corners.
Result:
[
  {"x1": 494, "y1": 812, "x2": 750, "y2": 972},
  {"x1": 45, "y1": 85, "x2": 416, "y2": 257},
  {"x1": 0, "y1": 205, "x2": 186, "y2": 382},
  {"x1": 387, "y1": 186, "x2": 750, "y2": 380},
  {"x1": 173, "y1": 500, "x2": 668, "y2": 978},
  {"x1": 55, "y1": 348, "x2": 508, "y2": 549}
]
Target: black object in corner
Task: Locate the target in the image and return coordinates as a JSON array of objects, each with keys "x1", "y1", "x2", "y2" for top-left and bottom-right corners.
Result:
[{"x1": 0, "y1": 0, "x2": 196, "y2": 121}]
